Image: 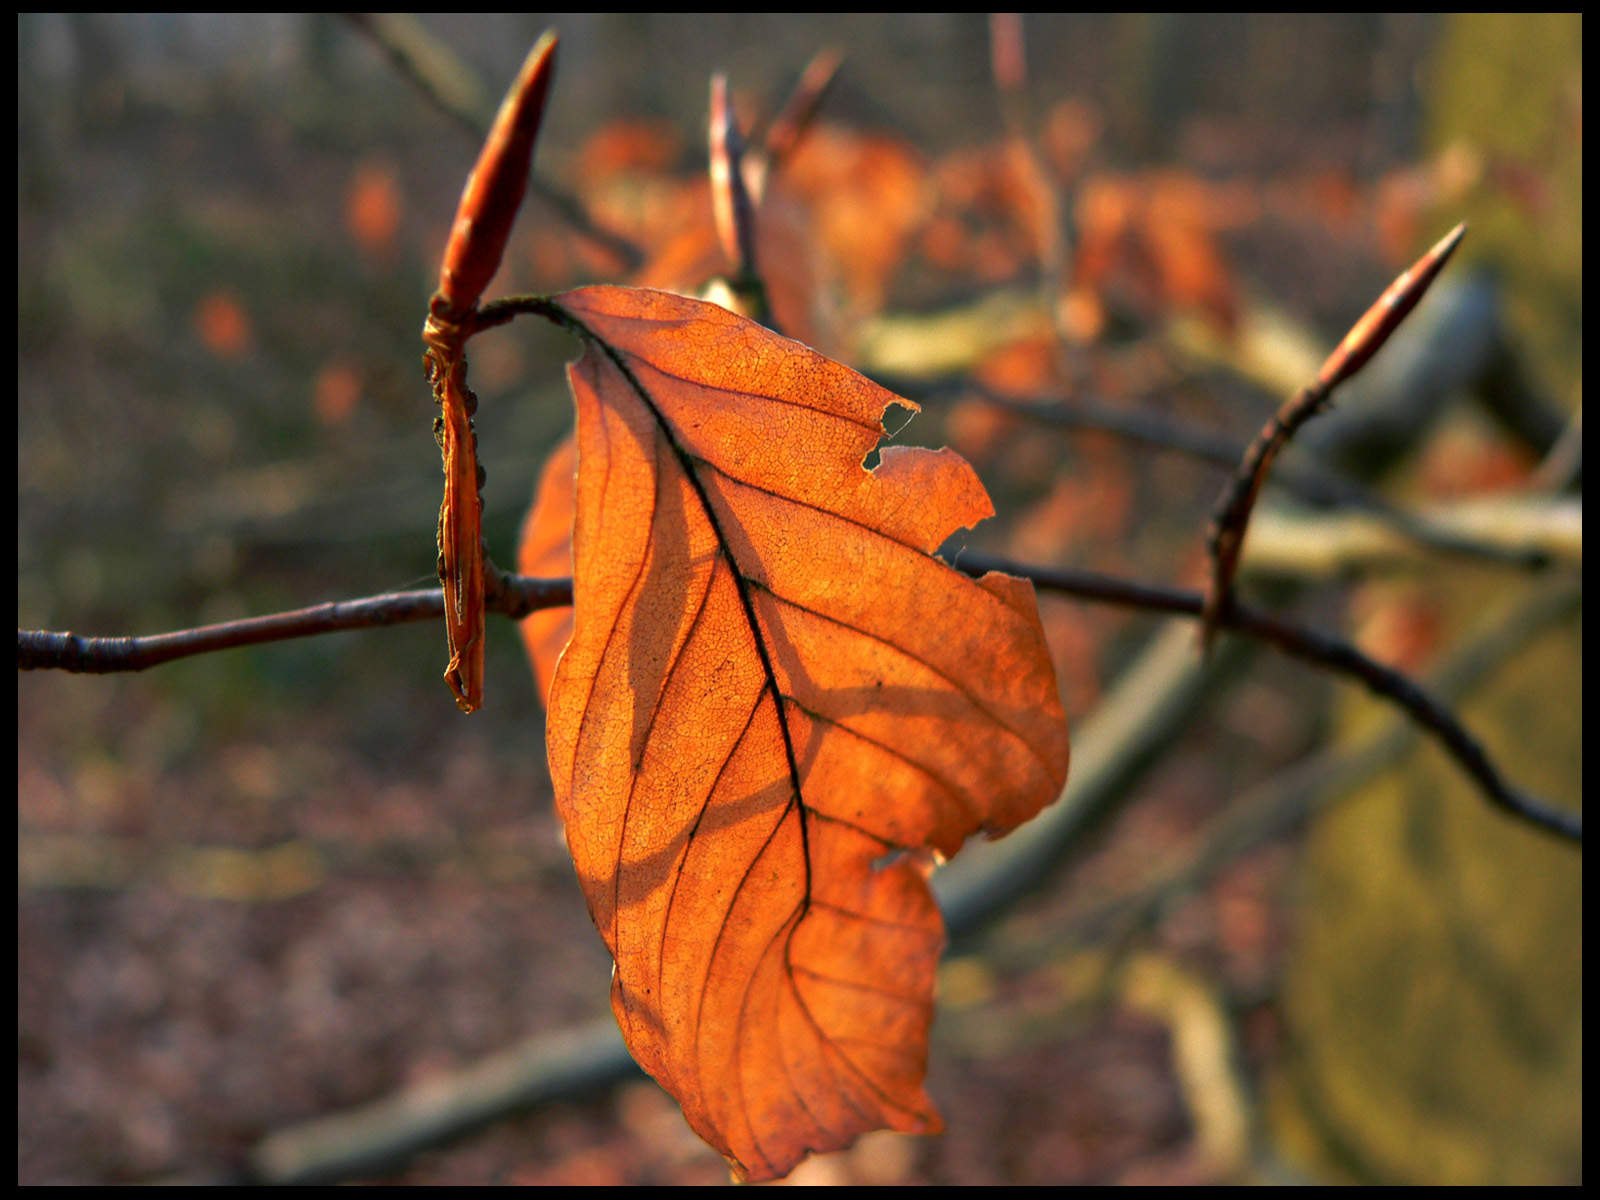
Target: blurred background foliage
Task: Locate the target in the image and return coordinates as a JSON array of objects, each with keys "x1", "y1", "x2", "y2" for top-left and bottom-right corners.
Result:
[
  {"x1": 1267, "y1": 14, "x2": 1582, "y2": 1184},
  {"x1": 17, "y1": 14, "x2": 1579, "y2": 1184}
]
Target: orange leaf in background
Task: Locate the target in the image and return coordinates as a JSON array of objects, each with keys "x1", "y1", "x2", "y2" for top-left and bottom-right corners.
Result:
[
  {"x1": 1006, "y1": 453, "x2": 1134, "y2": 566},
  {"x1": 529, "y1": 118, "x2": 685, "y2": 285},
  {"x1": 923, "y1": 142, "x2": 1051, "y2": 286},
  {"x1": 1073, "y1": 170, "x2": 1247, "y2": 335},
  {"x1": 572, "y1": 117, "x2": 684, "y2": 190},
  {"x1": 1351, "y1": 582, "x2": 1443, "y2": 674},
  {"x1": 1412, "y1": 414, "x2": 1537, "y2": 500},
  {"x1": 782, "y1": 126, "x2": 930, "y2": 313},
  {"x1": 516, "y1": 431, "x2": 576, "y2": 702},
  {"x1": 1039, "y1": 97, "x2": 1102, "y2": 181},
  {"x1": 193, "y1": 289, "x2": 253, "y2": 360},
  {"x1": 345, "y1": 160, "x2": 402, "y2": 255},
  {"x1": 1001, "y1": 137, "x2": 1062, "y2": 277},
  {"x1": 606, "y1": 177, "x2": 717, "y2": 283},
  {"x1": 974, "y1": 333, "x2": 1060, "y2": 397},
  {"x1": 942, "y1": 398, "x2": 1018, "y2": 464},
  {"x1": 311, "y1": 359, "x2": 362, "y2": 426},
  {"x1": 540, "y1": 286, "x2": 1070, "y2": 1180}
]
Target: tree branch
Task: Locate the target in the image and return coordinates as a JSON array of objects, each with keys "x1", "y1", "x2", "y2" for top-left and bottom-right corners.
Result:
[
  {"x1": 755, "y1": 47, "x2": 842, "y2": 180},
  {"x1": 15, "y1": 572, "x2": 571, "y2": 675},
  {"x1": 886, "y1": 373, "x2": 1555, "y2": 572},
  {"x1": 1084, "y1": 579, "x2": 1584, "y2": 955},
  {"x1": 956, "y1": 550, "x2": 1581, "y2": 844},
  {"x1": 18, "y1": 550, "x2": 1578, "y2": 845}
]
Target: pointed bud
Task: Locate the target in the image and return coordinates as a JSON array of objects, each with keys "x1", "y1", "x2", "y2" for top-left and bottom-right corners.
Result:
[
  {"x1": 1317, "y1": 222, "x2": 1467, "y2": 392},
  {"x1": 436, "y1": 31, "x2": 559, "y2": 319}
]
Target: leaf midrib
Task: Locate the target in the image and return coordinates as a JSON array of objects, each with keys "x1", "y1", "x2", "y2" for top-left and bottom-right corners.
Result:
[{"x1": 556, "y1": 302, "x2": 814, "y2": 903}]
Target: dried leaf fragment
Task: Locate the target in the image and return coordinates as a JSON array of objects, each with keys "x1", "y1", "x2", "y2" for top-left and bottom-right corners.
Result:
[
  {"x1": 427, "y1": 350, "x2": 486, "y2": 712},
  {"x1": 540, "y1": 286, "x2": 1070, "y2": 1180}
]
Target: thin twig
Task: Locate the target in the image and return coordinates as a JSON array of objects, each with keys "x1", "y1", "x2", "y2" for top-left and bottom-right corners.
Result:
[
  {"x1": 708, "y1": 79, "x2": 758, "y2": 284},
  {"x1": 15, "y1": 573, "x2": 572, "y2": 675},
  {"x1": 883, "y1": 371, "x2": 1552, "y2": 571},
  {"x1": 987, "y1": 12, "x2": 1068, "y2": 338},
  {"x1": 1202, "y1": 224, "x2": 1468, "y2": 647},
  {"x1": 704, "y1": 75, "x2": 779, "y2": 332},
  {"x1": 1063, "y1": 579, "x2": 1583, "y2": 960}
]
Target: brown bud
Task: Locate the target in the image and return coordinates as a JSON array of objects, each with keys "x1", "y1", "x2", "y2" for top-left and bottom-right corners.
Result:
[
  {"x1": 1317, "y1": 222, "x2": 1466, "y2": 392},
  {"x1": 436, "y1": 31, "x2": 559, "y2": 319}
]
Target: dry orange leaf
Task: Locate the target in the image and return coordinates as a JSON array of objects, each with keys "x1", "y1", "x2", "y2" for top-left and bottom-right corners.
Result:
[
  {"x1": 540, "y1": 285, "x2": 1070, "y2": 1180},
  {"x1": 783, "y1": 126, "x2": 929, "y2": 312},
  {"x1": 516, "y1": 431, "x2": 576, "y2": 702},
  {"x1": 426, "y1": 350, "x2": 486, "y2": 713}
]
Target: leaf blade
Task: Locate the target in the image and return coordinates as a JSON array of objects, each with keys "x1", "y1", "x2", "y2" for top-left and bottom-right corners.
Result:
[
  {"x1": 543, "y1": 285, "x2": 1069, "y2": 1180},
  {"x1": 516, "y1": 431, "x2": 576, "y2": 702}
]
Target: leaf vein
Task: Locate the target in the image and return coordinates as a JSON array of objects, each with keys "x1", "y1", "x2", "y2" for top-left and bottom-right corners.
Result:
[
  {"x1": 791, "y1": 963, "x2": 930, "y2": 1006},
  {"x1": 762, "y1": 587, "x2": 1057, "y2": 782}
]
